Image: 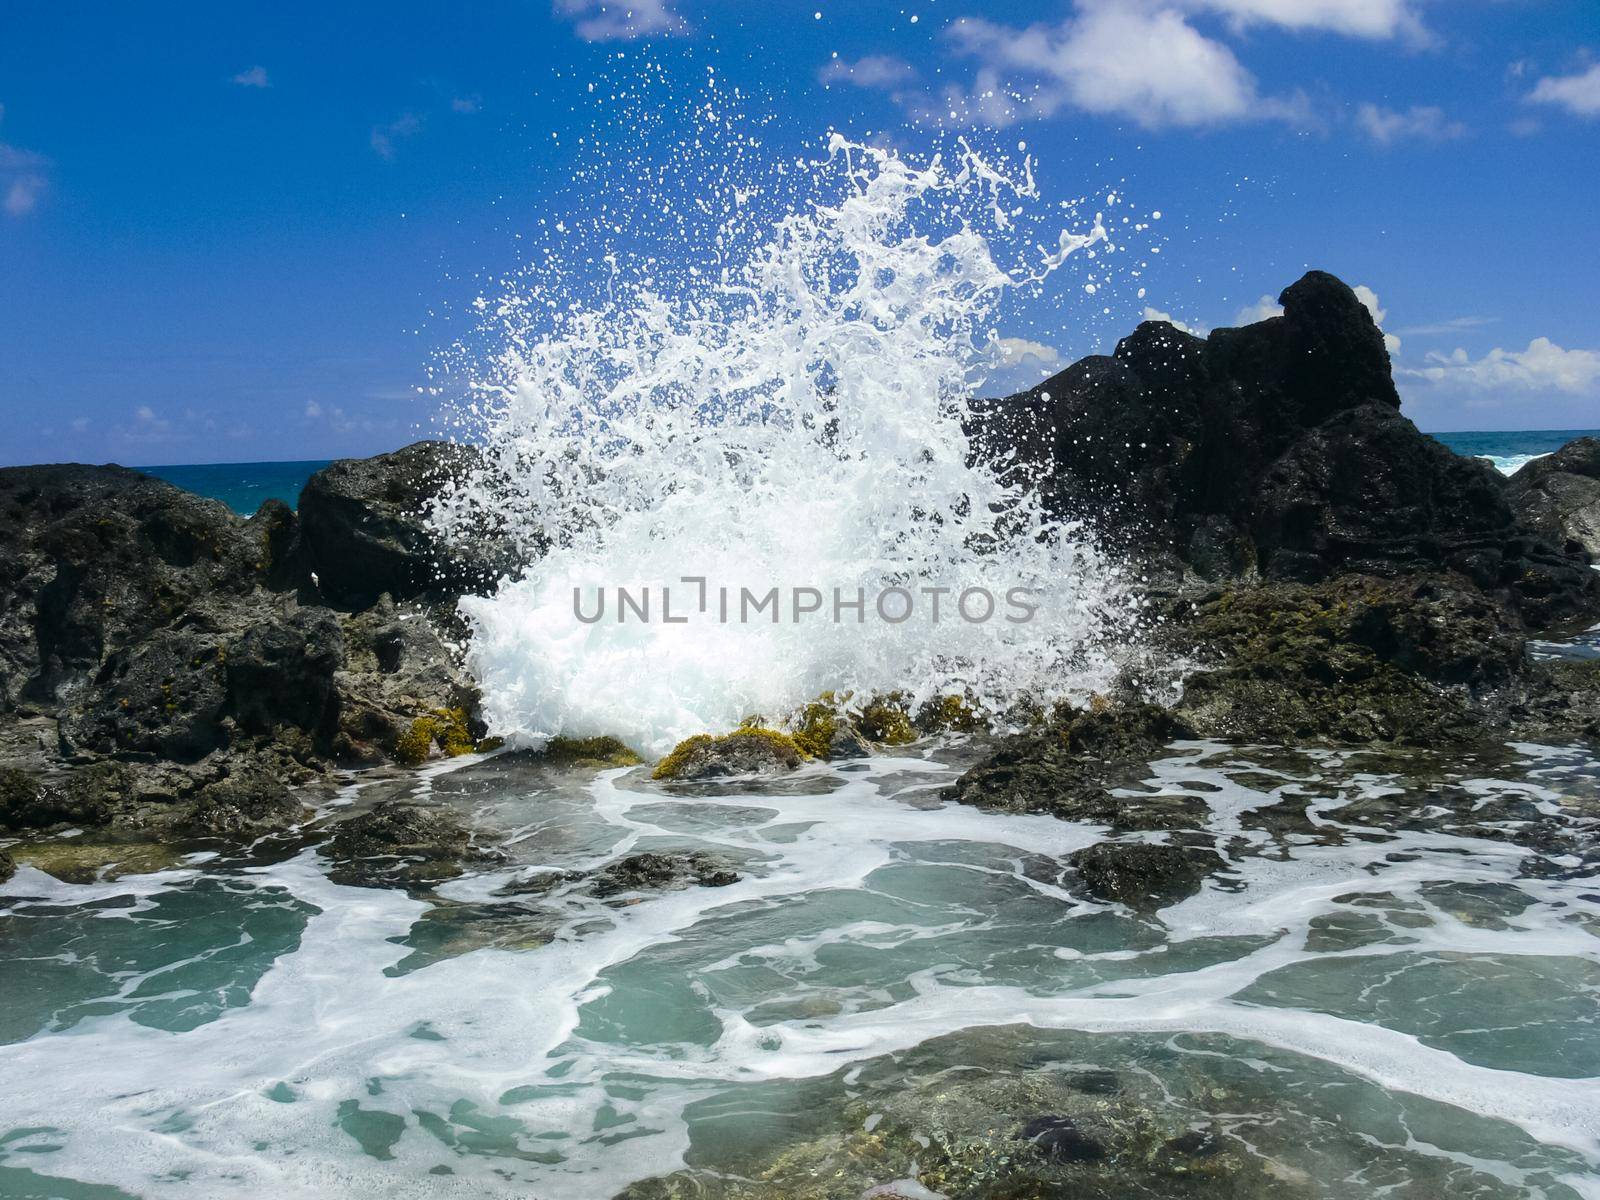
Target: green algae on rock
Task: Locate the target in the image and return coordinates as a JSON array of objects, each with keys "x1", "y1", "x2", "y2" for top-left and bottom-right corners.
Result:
[
  {"x1": 536, "y1": 735, "x2": 643, "y2": 769},
  {"x1": 653, "y1": 728, "x2": 809, "y2": 781},
  {"x1": 393, "y1": 707, "x2": 479, "y2": 766}
]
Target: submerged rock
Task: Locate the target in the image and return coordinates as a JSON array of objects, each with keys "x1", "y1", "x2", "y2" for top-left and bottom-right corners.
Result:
[
  {"x1": 590, "y1": 850, "x2": 740, "y2": 897},
  {"x1": 325, "y1": 800, "x2": 498, "y2": 889},
  {"x1": 1506, "y1": 436, "x2": 1600, "y2": 561},
  {"x1": 653, "y1": 728, "x2": 808, "y2": 781},
  {"x1": 1068, "y1": 841, "x2": 1227, "y2": 910},
  {"x1": 1017, "y1": 1113, "x2": 1108, "y2": 1162},
  {"x1": 945, "y1": 704, "x2": 1197, "y2": 829},
  {"x1": 975, "y1": 271, "x2": 1599, "y2": 630}
]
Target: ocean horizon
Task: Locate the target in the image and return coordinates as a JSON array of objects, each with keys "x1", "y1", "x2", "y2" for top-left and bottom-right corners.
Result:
[{"x1": 135, "y1": 428, "x2": 1600, "y2": 515}]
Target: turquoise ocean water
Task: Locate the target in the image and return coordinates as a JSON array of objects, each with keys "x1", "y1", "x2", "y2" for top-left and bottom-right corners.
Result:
[
  {"x1": 1432, "y1": 428, "x2": 1600, "y2": 475},
  {"x1": 142, "y1": 459, "x2": 331, "y2": 515},
  {"x1": 140, "y1": 431, "x2": 1599, "y2": 515}
]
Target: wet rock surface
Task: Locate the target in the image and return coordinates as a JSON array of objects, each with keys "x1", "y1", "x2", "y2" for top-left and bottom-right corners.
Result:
[
  {"x1": 945, "y1": 705, "x2": 1200, "y2": 829},
  {"x1": 1067, "y1": 840, "x2": 1228, "y2": 910},
  {"x1": 325, "y1": 800, "x2": 499, "y2": 889},
  {"x1": 176, "y1": 772, "x2": 311, "y2": 838},
  {"x1": 654, "y1": 728, "x2": 808, "y2": 781},
  {"x1": 1506, "y1": 436, "x2": 1600, "y2": 560},
  {"x1": 590, "y1": 850, "x2": 741, "y2": 897},
  {"x1": 1168, "y1": 575, "x2": 1504, "y2": 746}
]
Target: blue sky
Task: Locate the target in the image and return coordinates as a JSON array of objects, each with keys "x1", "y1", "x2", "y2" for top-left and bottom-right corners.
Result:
[{"x1": 1, "y1": 0, "x2": 1598, "y2": 467}]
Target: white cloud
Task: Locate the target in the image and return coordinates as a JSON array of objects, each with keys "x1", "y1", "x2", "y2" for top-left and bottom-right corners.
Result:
[
  {"x1": 1403, "y1": 338, "x2": 1600, "y2": 394},
  {"x1": 994, "y1": 336, "x2": 1061, "y2": 368},
  {"x1": 553, "y1": 0, "x2": 685, "y2": 41},
  {"x1": 1393, "y1": 315, "x2": 1497, "y2": 337},
  {"x1": 0, "y1": 111, "x2": 49, "y2": 218},
  {"x1": 304, "y1": 401, "x2": 324, "y2": 420},
  {"x1": 1352, "y1": 284, "x2": 1401, "y2": 353},
  {"x1": 451, "y1": 95, "x2": 482, "y2": 114},
  {"x1": 1529, "y1": 63, "x2": 1600, "y2": 118},
  {"x1": 1235, "y1": 294, "x2": 1284, "y2": 324},
  {"x1": 1232, "y1": 283, "x2": 1395, "y2": 350},
  {"x1": 1356, "y1": 102, "x2": 1465, "y2": 144},
  {"x1": 818, "y1": 55, "x2": 917, "y2": 89},
  {"x1": 232, "y1": 65, "x2": 270, "y2": 88},
  {"x1": 1142, "y1": 306, "x2": 1207, "y2": 336},
  {"x1": 1185, "y1": 0, "x2": 1423, "y2": 40},
  {"x1": 941, "y1": 5, "x2": 1305, "y2": 131},
  {"x1": 70, "y1": 417, "x2": 90, "y2": 433},
  {"x1": 1350, "y1": 284, "x2": 1386, "y2": 326},
  {"x1": 370, "y1": 113, "x2": 422, "y2": 159},
  {"x1": 4, "y1": 174, "x2": 43, "y2": 216}
]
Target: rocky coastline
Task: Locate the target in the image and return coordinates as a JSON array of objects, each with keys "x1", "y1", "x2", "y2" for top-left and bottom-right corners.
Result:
[{"x1": 2, "y1": 270, "x2": 1597, "y2": 894}]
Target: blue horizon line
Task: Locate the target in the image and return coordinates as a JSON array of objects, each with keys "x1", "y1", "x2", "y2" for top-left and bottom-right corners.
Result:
[{"x1": 43, "y1": 426, "x2": 1600, "y2": 472}]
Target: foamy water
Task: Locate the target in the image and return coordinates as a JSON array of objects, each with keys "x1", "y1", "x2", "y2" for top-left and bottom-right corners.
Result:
[{"x1": 1, "y1": 743, "x2": 1596, "y2": 1197}]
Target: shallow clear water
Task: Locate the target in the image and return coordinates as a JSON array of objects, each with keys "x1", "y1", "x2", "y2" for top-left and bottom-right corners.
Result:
[{"x1": 2, "y1": 739, "x2": 1597, "y2": 1199}]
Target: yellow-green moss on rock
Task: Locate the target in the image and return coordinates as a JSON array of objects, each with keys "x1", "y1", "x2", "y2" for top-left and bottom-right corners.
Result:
[
  {"x1": 914, "y1": 692, "x2": 984, "y2": 734},
  {"x1": 539, "y1": 736, "x2": 643, "y2": 769},
  {"x1": 790, "y1": 692, "x2": 844, "y2": 758},
  {"x1": 652, "y1": 727, "x2": 808, "y2": 781},
  {"x1": 855, "y1": 695, "x2": 917, "y2": 746},
  {"x1": 394, "y1": 707, "x2": 479, "y2": 767}
]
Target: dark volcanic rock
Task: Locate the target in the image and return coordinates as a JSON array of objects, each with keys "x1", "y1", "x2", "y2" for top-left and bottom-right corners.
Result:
[
  {"x1": 62, "y1": 627, "x2": 230, "y2": 760},
  {"x1": 326, "y1": 800, "x2": 497, "y2": 888},
  {"x1": 296, "y1": 441, "x2": 518, "y2": 610},
  {"x1": 1507, "y1": 436, "x2": 1600, "y2": 561},
  {"x1": 330, "y1": 598, "x2": 481, "y2": 764},
  {"x1": 946, "y1": 705, "x2": 1198, "y2": 829},
  {"x1": 1068, "y1": 841, "x2": 1226, "y2": 910},
  {"x1": 976, "y1": 271, "x2": 1599, "y2": 630},
  {"x1": 1017, "y1": 1115, "x2": 1107, "y2": 1163},
  {"x1": 0, "y1": 464, "x2": 266, "y2": 713},
  {"x1": 591, "y1": 850, "x2": 740, "y2": 898},
  {"x1": 226, "y1": 606, "x2": 344, "y2": 741},
  {"x1": 0, "y1": 762, "x2": 130, "y2": 832},
  {"x1": 1171, "y1": 575, "x2": 1518, "y2": 745},
  {"x1": 0, "y1": 767, "x2": 46, "y2": 831},
  {"x1": 177, "y1": 772, "x2": 311, "y2": 838}
]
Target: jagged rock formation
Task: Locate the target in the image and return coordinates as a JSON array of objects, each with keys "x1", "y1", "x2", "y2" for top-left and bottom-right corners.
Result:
[
  {"x1": 296, "y1": 441, "x2": 518, "y2": 610},
  {"x1": 0, "y1": 444, "x2": 523, "y2": 847},
  {"x1": 975, "y1": 271, "x2": 1599, "y2": 631},
  {"x1": 1506, "y1": 436, "x2": 1600, "y2": 561}
]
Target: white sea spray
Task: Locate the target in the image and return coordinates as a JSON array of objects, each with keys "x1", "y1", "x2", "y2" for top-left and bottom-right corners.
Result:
[{"x1": 433, "y1": 131, "x2": 1159, "y2": 753}]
